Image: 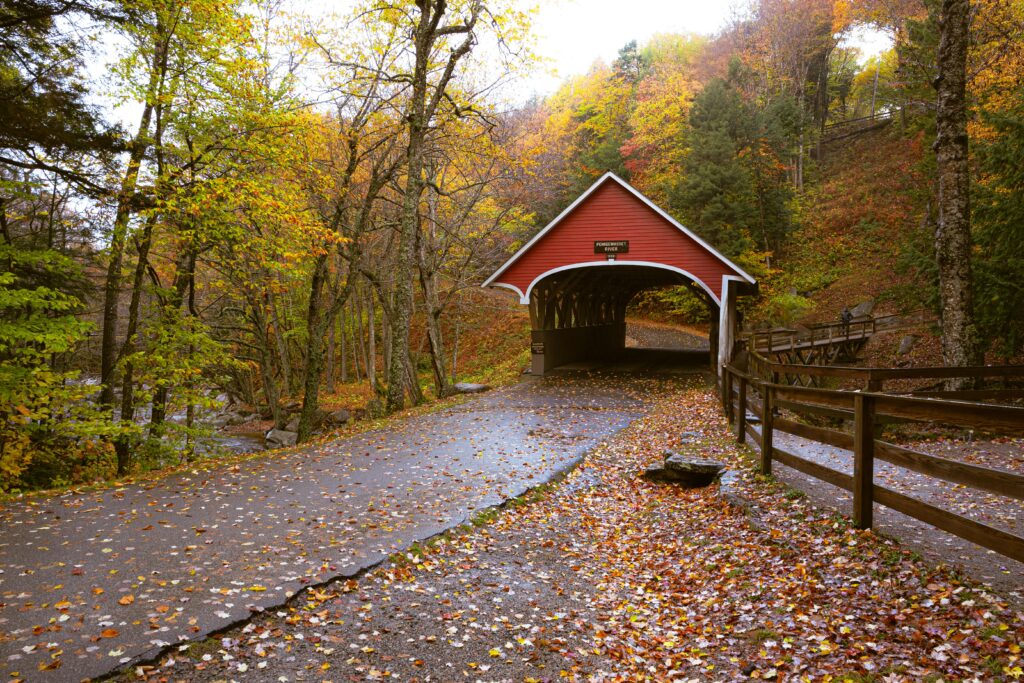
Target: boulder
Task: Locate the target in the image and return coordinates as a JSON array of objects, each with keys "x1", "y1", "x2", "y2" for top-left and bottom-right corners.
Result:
[
  {"x1": 643, "y1": 452, "x2": 725, "y2": 488},
  {"x1": 897, "y1": 334, "x2": 918, "y2": 356},
  {"x1": 454, "y1": 382, "x2": 491, "y2": 394},
  {"x1": 224, "y1": 412, "x2": 248, "y2": 426},
  {"x1": 324, "y1": 409, "x2": 351, "y2": 426},
  {"x1": 284, "y1": 415, "x2": 300, "y2": 432},
  {"x1": 265, "y1": 429, "x2": 297, "y2": 448},
  {"x1": 850, "y1": 300, "x2": 875, "y2": 319}
]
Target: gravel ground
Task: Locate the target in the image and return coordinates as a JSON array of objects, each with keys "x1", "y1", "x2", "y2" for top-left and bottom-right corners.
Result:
[
  {"x1": 761, "y1": 429, "x2": 1024, "y2": 605},
  {"x1": 625, "y1": 319, "x2": 709, "y2": 351}
]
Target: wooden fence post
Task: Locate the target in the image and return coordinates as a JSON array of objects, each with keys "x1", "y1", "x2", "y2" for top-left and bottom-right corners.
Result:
[
  {"x1": 853, "y1": 394, "x2": 875, "y2": 529},
  {"x1": 760, "y1": 384, "x2": 773, "y2": 475},
  {"x1": 736, "y1": 374, "x2": 747, "y2": 444}
]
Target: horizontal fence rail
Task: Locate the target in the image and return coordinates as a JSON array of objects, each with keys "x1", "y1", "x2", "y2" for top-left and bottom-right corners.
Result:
[{"x1": 721, "y1": 362, "x2": 1024, "y2": 564}]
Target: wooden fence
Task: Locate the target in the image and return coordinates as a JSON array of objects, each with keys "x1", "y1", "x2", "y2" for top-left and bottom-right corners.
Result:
[{"x1": 721, "y1": 361, "x2": 1024, "y2": 563}]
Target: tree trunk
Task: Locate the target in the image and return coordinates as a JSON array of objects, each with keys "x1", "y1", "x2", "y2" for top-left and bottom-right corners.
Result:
[
  {"x1": 933, "y1": 0, "x2": 981, "y2": 387},
  {"x1": 252, "y1": 299, "x2": 281, "y2": 426},
  {"x1": 268, "y1": 289, "x2": 292, "y2": 395},
  {"x1": 326, "y1": 314, "x2": 335, "y2": 394},
  {"x1": 354, "y1": 282, "x2": 367, "y2": 383},
  {"x1": 297, "y1": 254, "x2": 329, "y2": 442},
  {"x1": 99, "y1": 86, "x2": 158, "y2": 409},
  {"x1": 367, "y1": 284, "x2": 377, "y2": 388},
  {"x1": 99, "y1": 16, "x2": 173, "y2": 411},
  {"x1": 340, "y1": 306, "x2": 348, "y2": 383},
  {"x1": 451, "y1": 313, "x2": 460, "y2": 384},
  {"x1": 113, "y1": 213, "x2": 157, "y2": 474},
  {"x1": 148, "y1": 246, "x2": 194, "y2": 436},
  {"x1": 386, "y1": 0, "x2": 478, "y2": 412},
  {"x1": 418, "y1": 237, "x2": 451, "y2": 397}
]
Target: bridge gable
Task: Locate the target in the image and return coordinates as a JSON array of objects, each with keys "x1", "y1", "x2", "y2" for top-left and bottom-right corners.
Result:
[{"x1": 484, "y1": 173, "x2": 753, "y2": 304}]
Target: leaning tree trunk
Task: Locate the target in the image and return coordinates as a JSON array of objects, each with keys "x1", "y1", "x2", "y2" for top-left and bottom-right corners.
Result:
[{"x1": 934, "y1": 0, "x2": 981, "y2": 388}]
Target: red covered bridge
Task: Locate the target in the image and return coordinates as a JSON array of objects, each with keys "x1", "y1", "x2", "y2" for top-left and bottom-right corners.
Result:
[{"x1": 483, "y1": 172, "x2": 757, "y2": 374}]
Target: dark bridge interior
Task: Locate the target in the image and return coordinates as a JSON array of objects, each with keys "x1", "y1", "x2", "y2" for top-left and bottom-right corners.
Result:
[{"x1": 528, "y1": 265, "x2": 715, "y2": 374}]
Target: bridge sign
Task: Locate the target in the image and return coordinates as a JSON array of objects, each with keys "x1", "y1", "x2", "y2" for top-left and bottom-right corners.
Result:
[{"x1": 594, "y1": 240, "x2": 629, "y2": 254}]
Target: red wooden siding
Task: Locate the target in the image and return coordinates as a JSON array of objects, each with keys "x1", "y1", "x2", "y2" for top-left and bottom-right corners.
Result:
[{"x1": 493, "y1": 179, "x2": 742, "y2": 302}]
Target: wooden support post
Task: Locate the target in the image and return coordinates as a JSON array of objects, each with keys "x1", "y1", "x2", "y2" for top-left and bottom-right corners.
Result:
[
  {"x1": 724, "y1": 367, "x2": 734, "y2": 422},
  {"x1": 760, "y1": 384, "x2": 773, "y2": 475},
  {"x1": 853, "y1": 394, "x2": 875, "y2": 529},
  {"x1": 736, "y1": 374, "x2": 747, "y2": 444}
]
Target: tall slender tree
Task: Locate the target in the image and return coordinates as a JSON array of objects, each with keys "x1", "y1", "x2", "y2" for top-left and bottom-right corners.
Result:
[{"x1": 933, "y1": 0, "x2": 981, "y2": 382}]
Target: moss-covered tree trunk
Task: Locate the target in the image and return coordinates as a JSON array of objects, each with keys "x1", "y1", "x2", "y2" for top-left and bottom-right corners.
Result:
[{"x1": 933, "y1": 0, "x2": 981, "y2": 386}]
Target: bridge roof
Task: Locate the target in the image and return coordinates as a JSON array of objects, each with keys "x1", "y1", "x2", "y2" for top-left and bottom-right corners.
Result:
[{"x1": 483, "y1": 172, "x2": 755, "y2": 305}]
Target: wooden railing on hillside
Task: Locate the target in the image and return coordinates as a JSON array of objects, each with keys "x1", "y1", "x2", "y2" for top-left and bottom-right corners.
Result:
[
  {"x1": 747, "y1": 312, "x2": 922, "y2": 355},
  {"x1": 821, "y1": 109, "x2": 899, "y2": 142},
  {"x1": 744, "y1": 314, "x2": 924, "y2": 384},
  {"x1": 721, "y1": 350, "x2": 1024, "y2": 564}
]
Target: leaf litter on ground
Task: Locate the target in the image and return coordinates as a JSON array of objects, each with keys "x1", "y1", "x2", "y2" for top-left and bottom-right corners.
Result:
[{"x1": 134, "y1": 375, "x2": 1023, "y2": 682}]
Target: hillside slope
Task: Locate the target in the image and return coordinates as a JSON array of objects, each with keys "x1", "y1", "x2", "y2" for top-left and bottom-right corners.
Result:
[{"x1": 770, "y1": 125, "x2": 952, "y2": 366}]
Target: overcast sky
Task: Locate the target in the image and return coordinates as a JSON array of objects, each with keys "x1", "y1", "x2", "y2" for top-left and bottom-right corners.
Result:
[
  {"x1": 98, "y1": 1, "x2": 893, "y2": 124},
  {"x1": 525, "y1": 0, "x2": 739, "y2": 95},
  {"x1": 303, "y1": 0, "x2": 892, "y2": 99}
]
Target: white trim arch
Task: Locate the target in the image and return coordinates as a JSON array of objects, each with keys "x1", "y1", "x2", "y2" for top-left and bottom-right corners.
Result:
[
  {"x1": 490, "y1": 282, "x2": 526, "y2": 300},
  {"x1": 521, "y1": 260, "x2": 722, "y2": 306}
]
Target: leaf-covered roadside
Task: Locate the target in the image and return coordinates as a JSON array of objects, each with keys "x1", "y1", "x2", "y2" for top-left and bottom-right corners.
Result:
[{"x1": 140, "y1": 377, "x2": 1023, "y2": 683}]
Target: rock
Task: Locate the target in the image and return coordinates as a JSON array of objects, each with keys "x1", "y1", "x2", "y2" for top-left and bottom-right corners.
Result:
[
  {"x1": 454, "y1": 382, "x2": 491, "y2": 394},
  {"x1": 280, "y1": 400, "x2": 301, "y2": 412},
  {"x1": 677, "y1": 432, "x2": 700, "y2": 445},
  {"x1": 897, "y1": 334, "x2": 918, "y2": 356},
  {"x1": 284, "y1": 415, "x2": 300, "y2": 432},
  {"x1": 850, "y1": 300, "x2": 875, "y2": 319},
  {"x1": 324, "y1": 409, "x2": 351, "y2": 425},
  {"x1": 224, "y1": 412, "x2": 247, "y2": 426},
  {"x1": 660, "y1": 453, "x2": 726, "y2": 487},
  {"x1": 642, "y1": 466, "x2": 677, "y2": 484},
  {"x1": 265, "y1": 429, "x2": 297, "y2": 448}
]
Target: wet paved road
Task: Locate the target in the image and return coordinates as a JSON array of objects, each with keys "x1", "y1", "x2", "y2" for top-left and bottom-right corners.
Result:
[{"x1": 0, "y1": 376, "x2": 648, "y2": 682}]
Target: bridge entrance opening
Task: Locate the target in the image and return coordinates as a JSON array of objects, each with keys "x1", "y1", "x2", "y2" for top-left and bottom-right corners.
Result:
[{"x1": 483, "y1": 173, "x2": 757, "y2": 375}]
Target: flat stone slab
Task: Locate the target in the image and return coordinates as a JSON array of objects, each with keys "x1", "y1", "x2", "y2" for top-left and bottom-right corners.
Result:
[
  {"x1": 265, "y1": 428, "x2": 297, "y2": 447},
  {"x1": 644, "y1": 453, "x2": 725, "y2": 487},
  {"x1": 454, "y1": 382, "x2": 491, "y2": 394}
]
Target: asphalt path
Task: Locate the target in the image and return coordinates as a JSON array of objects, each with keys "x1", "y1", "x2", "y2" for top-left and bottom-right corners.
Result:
[{"x1": 0, "y1": 375, "x2": 647, "y2": 682}]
